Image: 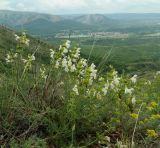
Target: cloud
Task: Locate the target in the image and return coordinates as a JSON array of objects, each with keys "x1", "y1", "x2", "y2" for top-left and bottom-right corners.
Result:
[
  {"x1": 0, "y1": 0, "x2": 11, "y2": 10},
  {"x1": 1, "y1": 0, "x2": 160, "y2": 14}
]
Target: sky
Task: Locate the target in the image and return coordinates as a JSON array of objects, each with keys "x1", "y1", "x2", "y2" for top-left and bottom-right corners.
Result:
[{"x1": 0, "y1": 0, "x2": 160, "y2": 14}]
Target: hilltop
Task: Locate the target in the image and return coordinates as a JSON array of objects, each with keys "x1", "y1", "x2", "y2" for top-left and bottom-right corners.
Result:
[{"x1": 75, "y1": 14, "x2": 115, "y2": 26}]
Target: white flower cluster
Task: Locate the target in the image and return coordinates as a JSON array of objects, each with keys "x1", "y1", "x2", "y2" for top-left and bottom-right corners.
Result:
[
  {"x1": 51, "y1": 40, "x2": 80, "y2": 73},
  {"x1": 88, "y1": 63, "x2": 97, "y2": 85},
  {"x1": 28, "y1": 55, "x2": 35, "y2": 61},
  {"x1": 65, "y1": 40, "x2": 71, "y2": 49},
  {"x1": 48, "y1": 41, "x2": 139, "y2": 101},
  {"x1": 15, "y1": 34, "x2": 20, "y2": 41},
  {"x1": 21, "y1": 54, "x2": 36, "y2": 70},
  {"x1": 5, "y1": 53, "x2": 18, "y2": 63},
  {"x1": 131, "y1": 96, "x2": 136, "y2": 105},
  {"x1": 6, "y1": 33, "x2": 33, "y2": 64},
  {"x1": 5, "y1": 54, "x2": 13, "y2": 63},
  {"x1": 50, "y1": 49, "x2": 55, "y2": 59},
  {"x1": 5, "y1": 37, "x2": 140, "y2": 107},
  {"x1": 125, "y1": 87, "x2": 134, "y2": 95},
  {"x1": 40, "y1": 66, "x2": 48, "y2": 80},
  {"x1": 102, "y1": 81, "x2": 109, "y2": 95},
  {"x1": 131, "y1": 75, "x2": 137, "y2": 84},
  {"x1": 72, "y1": 84, "x2": 79, "y2": 95},
  {"x1": 14, "y1": 32, "x2": 30, "y2": 46},
  {"x1": 110, "y1": 71, "x2": 121, "y2": 92}
]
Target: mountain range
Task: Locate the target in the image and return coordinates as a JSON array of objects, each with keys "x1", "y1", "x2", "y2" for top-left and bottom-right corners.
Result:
[{"x1": 1, "y1": 10, "x2": 160, "y2": 35}]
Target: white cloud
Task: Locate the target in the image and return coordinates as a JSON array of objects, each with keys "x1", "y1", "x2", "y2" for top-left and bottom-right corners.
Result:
[
  {"x1": 16, "y1": 3, "x2": 25, "y2": 9},
  {"x1": 0, "y1": 0, "x2": 11, "y2": 10},
  {"x1": 37, "y1": 0, "x2": 87, "y2": 9},
  {"x1": 1, "y1": 0, "x2": 160, "y2": 14}
]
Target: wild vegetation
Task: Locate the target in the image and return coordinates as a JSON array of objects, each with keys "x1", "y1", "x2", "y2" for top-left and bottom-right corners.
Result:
[{"x1": 0, "y1": 30, "x2": 159, "y2": 147}]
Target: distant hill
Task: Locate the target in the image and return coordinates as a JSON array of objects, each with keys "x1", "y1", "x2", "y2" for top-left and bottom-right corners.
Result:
[
  {"x1": 0, "y1": 10, "x2": 62, "y2": 27},
  {"x1": 107, "y1": 13, "x2": 160, "y2": 21},
  {"x1": 0, "y1": 10, "x2": 91, "y2": 35},
  {"x1": 15, "y1": 18, "x2": 91, "y2": 35},
  {"x1": 75, "y1": 14, "x2": 115, "y2": 26},
  {"x1": 1, "y1": 10, "x2": 160, "y2": 35}
]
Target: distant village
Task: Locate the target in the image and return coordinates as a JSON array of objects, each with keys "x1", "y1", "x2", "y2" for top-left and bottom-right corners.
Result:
[{"x1": 54, "y1": 31, "x2": 129, "y2": 39}]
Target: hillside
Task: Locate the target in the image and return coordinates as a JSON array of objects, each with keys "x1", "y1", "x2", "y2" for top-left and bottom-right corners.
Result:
[
  {"x1": 0, "y1": 10, "x2": 91, "y2": 35},
  {"x1": 0, "y1": 26, "x2": 159, "y2": 147},
  {"x1": 0, "y1": 25, "x2": 16, "y2": 50},
  {"x1": 15, "y1": 18, "x2": 91, "y2": 35},
  {"x1": 0, "y1": 10, "x2": 62, "y2": 27},
  {"x1": 0, "y1": 25, "x2": 54, "y2": 73}
]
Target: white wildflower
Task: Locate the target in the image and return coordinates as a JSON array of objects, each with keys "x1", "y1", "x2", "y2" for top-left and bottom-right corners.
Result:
[
  {"x1": 55, "y1": 60, "x2": 60, "y2": 68},
  {"x1": 112, "y1": 70, "x2": 118, "y2": 76},
  {"x1": 13, "y1": 53, "x2": 18, "y2": 58},
  {"x1": 22, "y1": 58, "x2": 27, "y2": 63},
  {"x1": 31, "y1": 55, "x2": 35, "y2": 61},
  {"x1": 90, "y1": 63, "x2": 97, "y2": 79},
  {"x1": 105, "y1": 136, "x2": 110, "y2": 142},
  {"x1": 74, "y1": 48, "x2": 80, "y2": 58},
  {"x1": 28, "y1": 55, "x2": 35, "y2": 61},
  {"x1": 131, "y1": 75, "x2": 137, "y2": 83},
  {"x1": 125, "y1": 87, "x2": 134, "y2": 95},
  {"x1": 65, "y1": 40, "x2": 71, "y2": 48},
  {"x1": 79, "y1": 70, "x2": 85, "y2": 76},
  {"x1": 70, "y1": 64, "x2": 76, "y2": 72},
  {"x1": 14, "y1": 34, "x2": 20, "y2": 41},
  {"x1": 59, "y1": 81, "x2": 64, "y2": 86},
  {"x1": 102, "y1": 81, "x2": 109, "y2": 95},
  {"x1": 64, "y1": 66, "x2": 69, "y2": 72},
  {"x1": 72, "y1": 85, "x2": 79, "y2": 95},
  {"x1": 110, "y1": 83, "x2": 114, "y2": 90},
  {"x1": 50, "y1": 49, "x2": 55, "y2": 59},
  {"x1": 59, "y1": 45, "x2": 62, "y2": 50},
  {"x1": 113, "y1": 76, "x2": 120, "y2": 86},
  {"x1": 99, "y1": 77, "x2": 104, "y2": 81},
  {"x1": 82, "y1": 59, "x2": 87, "y2": 67},
  {"x1": 40, "y1": 67, "x2": 47, "y2": 80},
  {"x1": 25, "y1": 39, "x2": 30, "y2": 46},
  {"x1": 5, "y1": 54, "x2": 13, "y2": 63},
  {"x1": 144, "y1": 80, "x2": 151, "y2": 85},
  {"x1": 67, "y1": 58, "x2": 72, "y2": 67},
  {"x1": 93, "y1": 90, "x2": 97, "y2": 97},
  {"x1": 63, "y1": 47, "x2": 68, "y2": 54},
  {"x1": 62, "y1": 58, "x2": 68, "y2": 67},
  {"x1": 89, "y1": 78, "x2": 93, "y2": 85},
  {"x1": 86, "y1": 89, "x2": 91, "y2": 96},
  {"x1": 131, "y1": 96, "x2": 136, "y2": 105}
]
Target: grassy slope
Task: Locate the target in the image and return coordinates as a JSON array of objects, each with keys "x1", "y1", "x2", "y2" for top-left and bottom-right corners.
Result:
[
  {"x1": 0, "y1": 25, "x2": 54, "y2": 71},
  {"x1": 0, "y1": 26, "x2": 159, "y2": 147}
]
